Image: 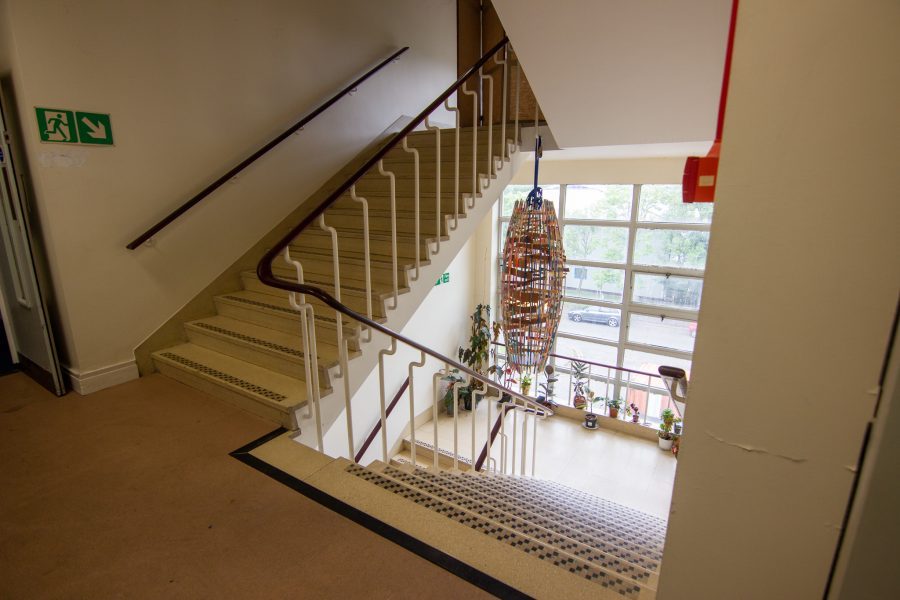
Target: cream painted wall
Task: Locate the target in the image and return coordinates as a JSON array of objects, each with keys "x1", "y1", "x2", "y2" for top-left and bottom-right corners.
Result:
[
  {"x1": 352, "y1": 235, "x2": 478, "y2": 464},
  {"x1": 1, "y1": 0, "x2": 455, "y2": 379},
  {"x1": 510, "y1": 156, "x2": 685, "y2": 185},
  {"x1": 659, "y1": 2, "x2": 900, "y2": 598}
]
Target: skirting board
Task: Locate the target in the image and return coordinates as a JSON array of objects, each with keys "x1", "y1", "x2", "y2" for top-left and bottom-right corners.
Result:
[{"x1": 65, "y1": 360, "x2": 140, "y2": 395}]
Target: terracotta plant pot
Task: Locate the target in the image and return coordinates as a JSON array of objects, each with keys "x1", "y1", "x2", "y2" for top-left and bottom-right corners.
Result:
[{"x1": 608, "y1": 407, "x2": 619, "y2": 419}]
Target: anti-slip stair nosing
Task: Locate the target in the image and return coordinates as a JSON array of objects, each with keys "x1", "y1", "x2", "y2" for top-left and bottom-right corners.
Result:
[
  {"x1": 457, "y1": 473, "x2": 666, "y2": 555},
  {"x1": 415, "y1": 469, "x2": 662, "y2": 572},
  {"x1": 217, "y1": 295, "x2": 372, "y2": 330},
  {"x1": 485, "y1": 473, "x2": 668, "y2": 534},
  {"x1": 229, "y1": 438, "x2": 529, "y2": 600},
  {"x1": 375, "y1": 465, "x2": 657, "y2": 587},
  {"x1": 347, "y1": 464, "x2": 645, "y2": 598},
  {"x1": 156, "y1": 351, "x2": 289, "y2": 404}
]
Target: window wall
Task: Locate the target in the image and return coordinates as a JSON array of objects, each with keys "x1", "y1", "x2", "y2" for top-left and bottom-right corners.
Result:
[{"x1": 497, "y1": 183, "x2": 713, "y2": 424}]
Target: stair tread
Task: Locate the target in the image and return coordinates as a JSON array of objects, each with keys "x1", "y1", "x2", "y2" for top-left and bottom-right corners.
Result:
[
  {"x1": 216, "y1": 290, "x2": 383, "y2": 327},
  {"x1": 152, "y1": 343, "x2": 308, "y2": 410},
  {"x1": 185, "y1": 314, "x2": 342, "y2": 364}
]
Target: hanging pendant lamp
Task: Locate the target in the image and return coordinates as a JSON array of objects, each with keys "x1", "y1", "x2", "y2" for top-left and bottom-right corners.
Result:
[{"x1": 499, "y1": 136, "x2": 567, "y2": 375}]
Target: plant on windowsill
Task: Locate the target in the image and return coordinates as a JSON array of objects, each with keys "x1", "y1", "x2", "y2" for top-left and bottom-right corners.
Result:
[
  {"x1": 629, "y1": 402, "x2": 641, "y2": 423},
  {"x1": 584, "y1": 395, "x2": 604, "y2": 430},
  {"x1": 440, "y1": 370, "x2": 471, "y2": 414},
  {"x1": 658, "y1": 408, "x2": 676, "y2": 450},
  {"x1": 571, "y1": 360, "x2": 591, "y2": 410},
  {"x1": 520, "y1": 373, "x2": 533, "y2": 396},
  {"x1": 606, "y1": 397, "x2": 622, "y2": 419},
  {"x1": 536, "y1": 365, "x2": 559, "y2": 409}
]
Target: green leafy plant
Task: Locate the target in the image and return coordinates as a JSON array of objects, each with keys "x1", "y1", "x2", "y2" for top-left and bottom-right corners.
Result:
[
  {"x1": 441, "y1": 370, "x2": 472, "y2": 413},
  {"x1": 659, "y1": 407, "x2": 676, "y2": 439},
  {"x1": 606, "y1": 398, "x2": 622, "y2": 410},
  {"x1": 521, "y1": 373, "x2": 533, "y2": 395},
  {"x1": 456, "y1": 304, "x2": 499, "y2": 409},
  {"x1": 571, "y1": 360, "x2": 594, "y2": 409}
]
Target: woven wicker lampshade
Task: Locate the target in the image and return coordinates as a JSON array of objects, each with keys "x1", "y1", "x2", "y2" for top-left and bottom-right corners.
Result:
[{"x1": 499, "y1": 190, "x2": 567, "y2": 375}]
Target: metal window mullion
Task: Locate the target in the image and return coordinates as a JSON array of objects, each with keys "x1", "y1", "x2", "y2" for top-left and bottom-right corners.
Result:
[
  {"x1": 623, "y1": 340, "x2": 694, "y2": 361},
  {"x1": 615, "y1": 184, "x2": 642, "y2": 401},
  {"x1": 627, "y1": 264, "x2": 706, "y2": 278},
  {"x1": 561, "y1": 296, "x2": 623, "y2": 311},
  {"x1": 628, "y1": 305, "x2": 700, "y2": 321},
  {"x1": 631, "y1": 221, "x2": 711, "y2": 232}
]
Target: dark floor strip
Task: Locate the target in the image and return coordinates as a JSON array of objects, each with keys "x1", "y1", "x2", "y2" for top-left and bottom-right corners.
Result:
[{"x1": 231, "y1": 430, "x2": 531, "y2": 600}]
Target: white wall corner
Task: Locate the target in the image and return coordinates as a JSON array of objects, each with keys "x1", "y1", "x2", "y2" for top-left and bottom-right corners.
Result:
[{"x1": 65, "y1": 360, "x2": 140, "y2": 395}]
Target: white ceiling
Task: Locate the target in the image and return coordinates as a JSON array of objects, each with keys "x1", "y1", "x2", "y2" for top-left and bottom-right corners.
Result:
[{"x1": 493, "y1": 0, "x2": 733, "y2": 150}]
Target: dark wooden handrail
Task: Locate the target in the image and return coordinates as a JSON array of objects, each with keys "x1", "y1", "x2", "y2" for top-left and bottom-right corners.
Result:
[
  {"x1": 354, "y1": 376, "x2": 410, "y2": 463},
  {"x1": 255, "y1": 36, "x2": 550, "y2": 423},
  {"x1": 126, "y1": 46, "x2": 409, "y2": 250}
]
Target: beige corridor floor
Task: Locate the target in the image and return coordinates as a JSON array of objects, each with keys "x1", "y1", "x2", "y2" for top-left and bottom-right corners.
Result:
[{"x1": 0, "y1": 372, "x2": 490, "y2": 599}]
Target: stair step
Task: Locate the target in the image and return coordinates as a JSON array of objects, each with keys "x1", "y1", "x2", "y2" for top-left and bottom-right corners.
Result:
[
  {"x1": 184, "y1": 314, "x2": 340, "y2": 386},
  {"x1": 400, "y1": 438, "x2": 474, "y2": 472},
  {"x1": 213, "y1": 290, "x2": 370, "y2": 349},
  {"x1": 152, "y1": 343, "x2": 307, "y2": 429},
  {"x1": 347, "y1": 462, "x2": 658, "y2": 598}
]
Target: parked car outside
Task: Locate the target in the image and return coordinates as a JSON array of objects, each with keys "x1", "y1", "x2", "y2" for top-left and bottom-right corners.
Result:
[{"x1": 566, "y1": 306, "x2": 620, "y2": 327}]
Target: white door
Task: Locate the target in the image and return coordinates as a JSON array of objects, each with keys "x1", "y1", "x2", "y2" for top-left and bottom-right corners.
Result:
[{"x1": 0, "y1": 85, "x2": 65, "y2": 394}]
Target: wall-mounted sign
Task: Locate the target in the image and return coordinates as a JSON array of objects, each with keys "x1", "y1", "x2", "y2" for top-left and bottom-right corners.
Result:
[
  {"x1": 434, "y1": 272, "x2": 450, "y2": 286},
  {"x1": 35, "y1": 107, "x2": 114, "y2": 146}
]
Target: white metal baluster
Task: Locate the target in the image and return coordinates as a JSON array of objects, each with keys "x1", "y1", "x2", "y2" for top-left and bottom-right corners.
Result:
[
  {"x1": 461, "y1": 81, "x2": 478, "y2": 208},
  {"x1": 479, "y1": 68, "x2": 494, "y2": 177},
  {"x1": 500, "y1": 406, "x2": 508, "y2": 473},
  {"x1": 520, "y1": 412, "x2": 528, "y2": 475},
  {"x1": 432, "y1": 372, "x2": 442, "y2": 470},
  {"x1": 377, "y1": 339, "x2": 398, "y2": 462},
  {"x1": 318, "y1": 215, "x2": 344, "y2": 376},
  {"x1": 452, "y1": 378, "x2": 461, "y2": 470},
  {"x1": 377, "y1": 160, "x2": 399, "y2": 309},
  {"x1": 471, "y1": 386, "x2": 479, "y2": 467},
  {"x1": 401, "y1": 138, "x2": 421, "y2": 280},
  {"x1": 513, "y1": 47, "x2": 521, "y2": 146},
  {"x1": 531, "y1": 414, "x2": 538, "y2": 476},
  {"x1": 350, "y1": 185, "x2": 373, "y2": 342},
  {"x1": 495, "y1": 45, "x2": 509, "y2": 163},
  {"x1": 341, "y1": 338, "x2": 354, "y2": 460},
  {"x1": 304, "y1": 305, "x2": 324, "y2": 451},
  {"x1": 408, "y1": 351, "x2": 426, "y2": 467},
  {"x1": 283, "y1": 248, "x2": 313, "y2": 421},
  {"x1": 424, "y1": 117, "x2": 441, "y2": 255},
  {"x1": 486, "y1": 386, "x2": 493, "y2": 472},
  {"x1": 624, "y1": 371, "x2": 632, "y2": 422},
  {"x1": 606, "y1": 366, "x2": 612, "y2": 414},
  {"x1": 443, "y1": 97, "x2": 461, "y2": 229},
  {"x1": 511, "y1": 408, "x2": 518, "y2": 475}
]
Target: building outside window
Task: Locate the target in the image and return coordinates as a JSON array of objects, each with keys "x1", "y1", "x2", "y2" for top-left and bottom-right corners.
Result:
[{"x1": 496, "y1": 183, "x2": 713, "y2": 426}]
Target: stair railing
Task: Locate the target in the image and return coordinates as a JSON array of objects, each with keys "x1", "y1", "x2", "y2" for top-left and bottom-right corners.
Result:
[
  {"x1": 257, "y1": 37, "x2": 551, "y2": 465},
  {"x1": 126, "y1": 47, "x2": 409, "y2": 250}
]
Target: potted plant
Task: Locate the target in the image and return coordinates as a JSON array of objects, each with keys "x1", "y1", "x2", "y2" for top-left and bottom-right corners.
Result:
[
  {"x1": 658, "y1": 408, "x2": 676, "y2": 450},
  {"x1": 520, "y1": 373, "x2": 533, "y2": 396},
  {"x1": 571, "y1": 360, "x2": 592, "y2": 410},
  {"x1": 673, "y1": 417, "x2": 683, "y2": 435},
  {"x1": 629, "y1": 402, "x2": 641, "y2": 423},
  {"x1": 584, "y1": 395, "x2": 604, "y2": 429},
  {"x1": 536, "y1": 365, "x2": 559, "y2": 409},
  {"x1": 457, "y1": 304, "x2": 498, "y2": 409},
  {"x1": 440, "y1": 370, "x2": 471, "y2": 414},
  {"x1": 606, "y1": 397, "x2": 621, "y2": 419}
]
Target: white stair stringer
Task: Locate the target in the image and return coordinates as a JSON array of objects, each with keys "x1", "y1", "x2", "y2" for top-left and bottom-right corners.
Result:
[{"x1": 295, "y1": 137, "x2": 524, "y2": 457}]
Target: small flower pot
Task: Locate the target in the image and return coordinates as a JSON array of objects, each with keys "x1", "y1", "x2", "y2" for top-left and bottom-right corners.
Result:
[
  {"x1": 632, "y1": 415, "x2": 640, "y2": 423},
  {"x1": 674, "y1": 423, "x2": 683, "y2": 435},
  {"x1": 608, "y1": 407, "x2": 619, "y2": 419},
  {"x1": 658, "y1": 437, "x2": 674, "y2": 451},
  {"x1": 584, "y1": 413, "x2": 598, "y2": 429}
]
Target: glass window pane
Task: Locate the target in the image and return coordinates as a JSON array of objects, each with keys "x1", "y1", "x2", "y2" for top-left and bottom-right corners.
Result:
[
  {"x1": 633, "y1": 228, "x2": 709, "y2": 270},
  {"x1": 623, "y1": 349, "x2": 692, "y2": 379},
  {"x1": 627, "y1": 313, "x2": 697, "y2": 352},
  {"x1": 565, "y1": 266, "x2": 625, "y2": 303},
  {"x1": 499, "y1": 221, "x2": 508, "y2": 248},
  {"x1": 558, "y1": 302, "x2": 621, "y2": 342},
  {"x1": 632, "y1": 273, "x2": 703, "y2": 311},
  {"x1": 638, "y1": 184, "x2": 713, "y2": 224},
  {"x1": 554, "y1": 335, "x2": 618, "y2": 367},
  {"x1": 564, "y1": 185, "x2": 632, "y2": 221},
  {"x1": 501, "y1": 184, "x2": 559, "y2": 216},
  {"x1": 564, "y1": 225, "x2": 628, "y2": 263}
]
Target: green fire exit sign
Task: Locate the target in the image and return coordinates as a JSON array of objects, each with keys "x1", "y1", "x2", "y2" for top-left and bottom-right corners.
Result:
[{"x1": 35, "y1": 107, "x2": 114, "y2": 146}]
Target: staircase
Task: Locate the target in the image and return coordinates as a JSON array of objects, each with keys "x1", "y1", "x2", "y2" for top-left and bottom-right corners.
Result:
[{"x1": 152, "y1": 124, "x2": 515, "y2": 433}]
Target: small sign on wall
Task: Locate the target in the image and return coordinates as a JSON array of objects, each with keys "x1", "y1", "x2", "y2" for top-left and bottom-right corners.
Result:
[
  {"x1": 35, "y1": 107, "x2": 114, "y2": 146},
  {"x1": 434, "y1": 272, "x2": 450, "y2": 286}
]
